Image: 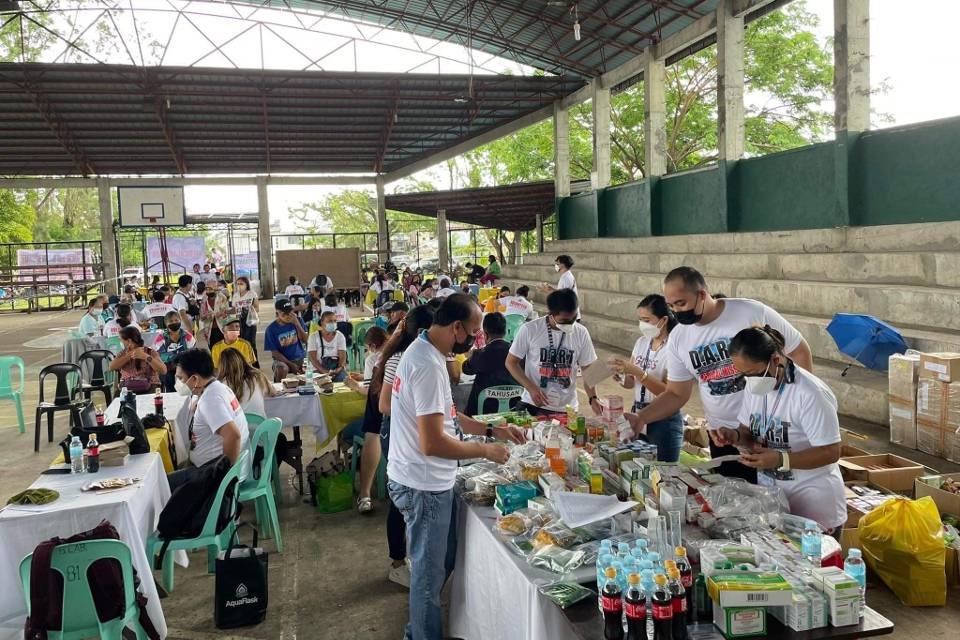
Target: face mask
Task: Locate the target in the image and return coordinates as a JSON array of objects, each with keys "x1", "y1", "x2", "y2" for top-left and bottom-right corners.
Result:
[
  {"x1": 225, "y1": 330, "x2": 240, "y2": 341},
  {"x1": 554, "y1": 264, "x2": 560, "y2": 272},
  {"x1": 91, "y1": 308, "x2": 101, "y2": 316},
  {"x1": 637, "y1": 320, "x2": 661, "y2": 339},
  {"x1": 674, "y1": 294, "x2": 704, "y2": 325},
  {"x1": 324, "y1": 322, "x2": 337, "y2": 333},
  {"x1": 175, "y1": 378, "x2": 193, "y2": 397},
  {"x1": 168, "y1": 323, "x2": 181, "y2": 333},
  {"x1": 744, "y1": 362, "x2": 777, "y2": 396},
  {"x1": 452, "y1": 324, "x2": 476, "y2": 354},
  {"x1": 554, "y1": 319, "x2": 576, "y2": 336}
]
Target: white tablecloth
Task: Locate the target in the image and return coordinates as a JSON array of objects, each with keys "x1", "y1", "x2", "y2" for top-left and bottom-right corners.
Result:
[
  {"x1": 449, "y1": 502, "x2": 579, "y2": 640},
  {"x1": 106, "y1": 392, "x2": 191, "y2": 464},
  {"x1": 264, "y1": 390, "x2": 327, "y2": 441},
  {"x1": 0, "y1": 453, "x2": 184, "y2": 639}
]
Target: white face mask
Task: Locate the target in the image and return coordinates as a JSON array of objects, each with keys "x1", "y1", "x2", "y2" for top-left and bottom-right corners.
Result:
[
  {"x1": 556, "y1": 322, "x2": 576, "y2": 336},
  {"x1": 175, "y1": 378, "x2": 193, "y2": 397},
  {"x1": 744, "y1": 362, "x2": 778, "y2": 396},
  {"x1": 554, "y1": 264, "x2": 561, "y2": 272},
  {"x1": 637, "y1": 320, "x2": 661, "y2": 339}
]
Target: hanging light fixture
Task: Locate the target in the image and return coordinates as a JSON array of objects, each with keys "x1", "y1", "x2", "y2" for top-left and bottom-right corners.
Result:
[{"x1": 573, "y1": 4, "x2": 581, "y2": 41}]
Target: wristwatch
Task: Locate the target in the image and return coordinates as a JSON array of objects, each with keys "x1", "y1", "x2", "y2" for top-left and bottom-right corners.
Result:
[
  {"x1": 486, "y1": 422, "x2": 495, "y2": 439},
  {"x1": 777, "y1": 451, "x2": 791, "y2": 472},
  {"x1": 588, "y1": 395, "x2": 598, "y2": 404}
]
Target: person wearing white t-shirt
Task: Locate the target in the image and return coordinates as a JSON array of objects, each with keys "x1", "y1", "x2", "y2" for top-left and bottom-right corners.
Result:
[
  {"x1": 172, "y1": 274, "x2": 197, "y2": 330},
  {"x1": 284, "y1": 275, "x2": 305, "y2": 297},
  {"x1": 102, "y1": 303, "x2": 135, "y2": 338},
  {"x1": 388, "y1": 294, "x2": 524, "y2": 639},
  {"x1": 434, "y1": 277, "x2": 457, "y2": 299},
  {"x1": 505, "y1": 288, "x2": 602, "y2": 416},
  {"x1": 167, "y1": 348, "x2": 249, "y2": 491},
  {"x1": 500, "y1": 286, "x2": 538, "y2": 321},
  {"x1": 611, "y1": 295, "x2": 684, "y2": 462},
  {"x1": 623, "y1": 267, "x2": 812, "y2": 482},
  {"x1": 711, "y1": 326, "x2": 846, "y2": 532},
  {"x1": 308, "y1": 273, "x2": 334, "y2": 295},
  {"x1": 145, "y1": 289, "x2": 174, "y2": 325},
  {"x1": 307, "y1": 311, "x2": 348, "y2": 382},
  {"x1": 537, "y1": 255, "x2": 579, "y2": 319}
]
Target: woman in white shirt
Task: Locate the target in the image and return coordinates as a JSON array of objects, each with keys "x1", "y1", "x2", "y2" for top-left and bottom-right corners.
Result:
[
  {"x1": 713, "y1": 326, "x2": 847, "y2": 533},
  {"x1": 612, "y1": 295, "x2": 684, "y2": 462},
  {"x1": 320, "y1": 293, "x2": 350, "y2": 322},
  {"x1": 217, "y1": 347, "x2": 276, "y2": 420},
  {"x1": 307, "y1": 311, "x2": 348, "y2": 382}
]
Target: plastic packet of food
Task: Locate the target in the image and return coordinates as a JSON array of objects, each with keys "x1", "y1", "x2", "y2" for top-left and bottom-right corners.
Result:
[
  {"x1": 528, "y1": 544, "x2": 587, "y2": 574},
  {"x1": 507, "y1": 532, "x2": 536, "y2": 557},
  {"x1": 495, "y1": 511, "x2": 533, "y2": 537},
  {"x1": 537, "y1": 581, "x2": 595, "y2": 609},
  {"x1": 533, "y1": 521, "x2": 583, "y2": 549}
]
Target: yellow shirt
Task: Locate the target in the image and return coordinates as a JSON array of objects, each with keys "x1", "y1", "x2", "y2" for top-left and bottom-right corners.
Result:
[{"x1": 212, "y1": 338, "x2": 256, "y2": 367}]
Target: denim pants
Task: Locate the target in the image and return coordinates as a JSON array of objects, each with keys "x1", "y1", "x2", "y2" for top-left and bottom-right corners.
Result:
[
  {"x1": 632, "y1": 402, "x2": 684, "y2": 463},
  {"x1": 388, "y1": 480, "x2": 458, "y2": 640},
  {"x1": 381, "y1": 417, "x2": 407, "y2": 562}
]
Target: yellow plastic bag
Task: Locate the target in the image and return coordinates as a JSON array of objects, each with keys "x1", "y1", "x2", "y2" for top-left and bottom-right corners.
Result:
[{"x1": 858, "y1": 496, "x2": 945, "y2": 606}]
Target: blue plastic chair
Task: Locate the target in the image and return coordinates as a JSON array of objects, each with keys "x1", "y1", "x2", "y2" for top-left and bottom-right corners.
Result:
[
  {"x1": 0, "y1": 355, "x2": 25, "y2": 433},
  {"x1": 350, "y1": 434, "x2": 387, "y2": 499},
  {"x1": 504, "y1": 314, "x2": 525, "y2": 342},
  {"x1": 145, "y1": 450, "x2": 249, "y2": 593},
  {"x1": 239, "y1": 418, "x2": 284, "y2": 551},
  {"x1": 477, "y1": 384, "x2": 524, "y2": 414},
  {"x1": 19, "y1": 539, "x2": 150, "y2": 639}
]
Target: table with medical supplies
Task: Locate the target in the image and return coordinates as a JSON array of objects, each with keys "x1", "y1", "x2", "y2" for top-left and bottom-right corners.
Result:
[{"x1": 0, "y1": 453, "x2": 186, "y2": 640}]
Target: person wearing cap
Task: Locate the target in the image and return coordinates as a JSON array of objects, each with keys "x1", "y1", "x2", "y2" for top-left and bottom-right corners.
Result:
[
  {"x1": 386, "y1": 300, "x2": 409, "y2": 326},
  {"x1": 211, "y1": 316, "x2": 256, "y2": 368},
  {"x1": 265, "y1": 299, "x2": 308, "y2": 381}
]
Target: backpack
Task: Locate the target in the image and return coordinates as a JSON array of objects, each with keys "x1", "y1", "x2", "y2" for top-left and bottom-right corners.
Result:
[
  {"x1": 174, "y1": 291, "x2": 200, "y2": 318},
  {"x1": 24, "y1": 520, "x2": 160, "y2": 640},
  {"x1": 154, "y1": 456, "x2": 238, "y2": 568},
  {"x1": 120, "y1": 397, "x2": 150, "y2": 455}
]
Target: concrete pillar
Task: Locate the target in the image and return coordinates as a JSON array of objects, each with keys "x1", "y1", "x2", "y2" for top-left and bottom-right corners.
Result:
[
  {"x1": 553, "y1": 101, "x2": 570, "y2": 198},
  {"x1": 834, "y1": 0, "x2": 870, "y2": 132},
  {"x1": 591, "y1": 78, "x2": 611, "y2": 189},
  {"x1": 643, "y1": 51, "x2": 668, "y2": 177},
  {"x1": 717, "y1": 0, "x2": 745, "y2": 161},
  {"x1": 436, "y1": 208, "x2": 449, "y2": 273},
  {"x1": 375, "y1": 175, "x2": 390, "y2": 264},
  {"x1": 512, "y1": 231, "x2": 522, "y2": 265},
  {"x1": 97, "y1": 179, "x2": 118, "y2": 295},
  {"x1": 256, "y1": 177, "x2": 275, "y2": 298},
  {"x1": 535, "y1": 214, "x2": 544, "y2": 253}
]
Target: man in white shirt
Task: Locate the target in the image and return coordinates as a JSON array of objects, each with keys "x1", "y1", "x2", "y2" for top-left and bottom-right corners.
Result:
[
  {"x1": 198, "y1": 263, "x2": 218, "y2": 286},
  {"x1": 284, "y1": 275, "x2": 305, "y2": 297},
  {"x1": 434, "y1": 277, "x2": 457, "y2": 298},
  {"x1": 623, "y1": 266, "x2": 812, "y2": 481},
  {"x1": 144, "y1": 289, "x2": 174, "y2": 325},
  {"x1": 167, "y1": 348, "x2": 249, "y2": 491},
  {"x1": 172, "y1": 274, "x2": 196, "y2": 329},
  {"x1": 506, "y1": 288, "x2": 602, "y2": 416},
  {"x1": 499, "y1": 285, "x2": 538, "y2": 321},
  {"x1": 388, "y1": 294, "x2": 525, "y2": 640}
]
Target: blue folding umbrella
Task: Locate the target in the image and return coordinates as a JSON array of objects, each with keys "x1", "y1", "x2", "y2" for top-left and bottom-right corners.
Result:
[{"x1": 826, "y1": 313, "x2": 908, "y2": 376}]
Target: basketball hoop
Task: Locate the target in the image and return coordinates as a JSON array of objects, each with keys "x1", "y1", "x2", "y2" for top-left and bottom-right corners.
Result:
[{"x1": 147, "y1": 218, "x2": 157, "y2": 225}]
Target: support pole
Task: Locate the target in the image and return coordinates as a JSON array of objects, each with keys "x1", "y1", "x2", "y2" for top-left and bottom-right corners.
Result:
[
  {"x1": 436, "y1": 208, "x2": 449, "y2": 274},
  {"x1": 535, "y1": 214, "x2": 544, "y2": 253},
  {"x1": 553, "y1": 101, "x2": 570, "y2": 198},
  {"x1": 512, "y1": 231, "x2": 522, "y2": 265},
  {"x1": 375, "y1": 175, "x2": 390, "y2": 265},
  {"x1": 97, "y1": 179, "x2": 119, "y2": 295},
  {"x1": 256, "y1": 177, "x2": 275, "y2": 298},
  {"x1": 834, "y1": 0, "x2": 870, "y2": 133},
  {"x1": 591, "y1": 79, "x2": 612, "y2": 188},
  {"x1": 643, "y1": 51, "x2": 668, "y2": 177},
  {"x1": 717, "y1": 0, "x2": 746, "y2": 161}
]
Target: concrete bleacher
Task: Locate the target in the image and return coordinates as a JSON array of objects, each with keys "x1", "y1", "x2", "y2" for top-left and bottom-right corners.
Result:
[{"x1": 500, "y1": 220, "x2": 960, "y2": 427}]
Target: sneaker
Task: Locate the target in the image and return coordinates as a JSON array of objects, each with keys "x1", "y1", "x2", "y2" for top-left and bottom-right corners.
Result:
[
  {"x1": 388, "y1": 562, "x2": 411, "y2": 589},
  {"x1": 357, "y1": 496, "x2": 373, "y2": 514}
]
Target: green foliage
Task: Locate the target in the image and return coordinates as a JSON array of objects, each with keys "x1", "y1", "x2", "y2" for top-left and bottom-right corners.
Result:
[{"x1": 0, "y1": 191, "x2": 35, "y2": 244}]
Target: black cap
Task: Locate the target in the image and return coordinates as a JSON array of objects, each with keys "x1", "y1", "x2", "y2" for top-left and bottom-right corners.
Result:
[
  {"x1": 275, "y1": 299, "x2": 294, "y2": 313},
  {"x1": 389, "y1": 301, "x2": 409, "y2": 313}
]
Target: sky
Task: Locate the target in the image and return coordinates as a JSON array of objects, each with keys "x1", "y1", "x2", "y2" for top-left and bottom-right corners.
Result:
[{"x1": 22, "y1": 0, "x2": 960, "y2": 227}]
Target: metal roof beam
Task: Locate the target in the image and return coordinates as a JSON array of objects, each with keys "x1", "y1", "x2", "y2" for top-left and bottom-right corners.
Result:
[
  {"x1": 20, "y1": 78, "x2": 96, "y2": 175},
  {"x1": 154, "y1": 96, "x2": 188, "y2": 174},
  {"x1": 0, "y1": 175, "x2": 377, "y2": 188},
  {"x1": 374, "y1": 87, "x2": 400, "y2": 173}
]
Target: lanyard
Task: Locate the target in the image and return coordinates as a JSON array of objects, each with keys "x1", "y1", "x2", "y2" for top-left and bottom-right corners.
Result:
[
  {"x1": 544, "y1": 317, "x2": 567, "y2": 378},
  {"x1": 638, "y1": 340, "x2": 654, "y2": 405},
  {"x1": 761, "y1": 381, "x2": 788, "y2": 432}
]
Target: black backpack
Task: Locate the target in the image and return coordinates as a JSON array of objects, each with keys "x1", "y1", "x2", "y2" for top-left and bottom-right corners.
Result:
[{"x1": 153, "y1": 457, "x2": 238, "y2": 568}]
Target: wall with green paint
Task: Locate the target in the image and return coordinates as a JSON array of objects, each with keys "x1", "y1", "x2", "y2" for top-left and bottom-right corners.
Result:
[
  {"x1": 558, "y1": 191, "x2": 600, "y2": 239},
  {"x1": 657, "y1": 166, "x2": 726, "y2": 236},
  {"x1": 599, "y1": 180, "x2": 651, "y2": 237}
]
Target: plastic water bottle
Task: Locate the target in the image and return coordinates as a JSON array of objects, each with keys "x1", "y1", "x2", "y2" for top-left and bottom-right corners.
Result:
[
  {"x1": 634, "y1": 538, "x2": 649, "y2": 560},
  {"x1": 618, "y1": 542, "x2": 632, "y2": 560},
  {"x1": 801, "y1": 521, "x2": 822, "y2": 568},
  {"x1": 648, "y1": 551, "x2": 662, "y2": 572},
  {"x1": 630, "y1": 547, "x2": 645, "y2": 565},
  {"x1": 844, "y1": 548, "x2": 867, "y2": 617},
  {"x1": 69, "y1": 436, "x2": 84, "y2": 473}
]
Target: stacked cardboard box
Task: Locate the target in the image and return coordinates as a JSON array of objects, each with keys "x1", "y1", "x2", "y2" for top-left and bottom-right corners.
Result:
[
  {"x1": 916, "y1": 373, "x2": 960, "y2": 463},
  {"x1": 888, "y1": 353, "x2": 920, "y2": 448}
]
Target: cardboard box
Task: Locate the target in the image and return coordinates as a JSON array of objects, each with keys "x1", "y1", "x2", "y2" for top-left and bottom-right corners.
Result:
[
  {"x1": 839, "y1": 429, "x2": 871, "y2": 457},
  {"x1": 838, "y1": 454, "x2": 925, "y2": 492},
  {"x1": 889, "y1": 352, "x2": 920, "y2": 403},
  {"x1": 916, "y1": 378, "x2": 960, "y2": 461},
  {"x1": 844, "y1": 481, "x2": 896, "y2": 527},
  {"x1": 914, "y1": 473, "x2": 960, "y2": 517},
  {"x1": 707, "y1": 573, "x2": 794, "y2": 607},
  {"x1": 713, "y1": 604, "x2": 767, "y2": 638},
  {"x1": 888, "y1": 400, "x2": 917, "y2": 449},
  {"x1": 920, "y1": 352, "x2": 960, "y2": 383}
]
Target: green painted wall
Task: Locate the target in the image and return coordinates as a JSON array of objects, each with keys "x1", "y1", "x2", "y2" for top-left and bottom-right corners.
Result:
[
  {"x1": 558, "y1": 191, "x2": 600, "y2": 239},
  {"x1": 657, "y1": 167, "x2": 727, "y2": 236},
  {"x1": 599, "y1": 180, "x2": 651, "y2": 237},
  {"x1": 851, "y1": 117, "x2": 960, "y2": 226}
]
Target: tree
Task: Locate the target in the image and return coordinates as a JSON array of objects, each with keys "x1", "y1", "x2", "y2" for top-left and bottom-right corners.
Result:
[{"x1": 0, "y1": 190, "x2": 36, "y2": 244}]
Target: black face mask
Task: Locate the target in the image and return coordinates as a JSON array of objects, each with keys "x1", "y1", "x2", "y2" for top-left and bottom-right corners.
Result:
[
  {"x1": 168, "y1": 323, "x2": 181, "y2": 333},
  {"x1": 674, "y1": 294, "x2": 704, "y2": 325},
  {"x1": 452, "y1": 324, "x2": 475, "y2": 354}
]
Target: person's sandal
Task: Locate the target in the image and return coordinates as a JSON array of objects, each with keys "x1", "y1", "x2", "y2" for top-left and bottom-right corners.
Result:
[{"x1": 357, "y1": 496, "x2": 373, "y2": 514}]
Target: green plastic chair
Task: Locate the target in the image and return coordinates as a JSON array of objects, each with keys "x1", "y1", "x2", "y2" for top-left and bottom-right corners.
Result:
[
  {"x1": 19, "y1": 539, "x2": 150, "y2": 640},
  {"x1": 145, "y1": 450, "x2": 249, "y2": 593},
  {"x1": 0, "y1": 356, "x2": 25, "y2": 433},
  {"x1": 477, "y1": 384, "x2": 524, "y2": 414},
  {"x1": 104, "y1": 336, "x2": 123, "y2": 356},
  {"x1": 246, "y1": 412, "x2": 282, "y2": 502},
  {"x1": 351, "y1": 320, "x2": 375, "y2": 372},
  {"x1": 504, "y1": 314, "x2": 525, "y2": 342},
  {"x1": 350, "y1": 434, "x2": 387, "y2": 499},
  {"x1": 239, "y1": 417, "x2": 284, "y2": 552}
]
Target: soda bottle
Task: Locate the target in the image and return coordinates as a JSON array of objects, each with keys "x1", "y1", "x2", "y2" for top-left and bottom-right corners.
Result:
[
  {"x1": 667, "y1": 567, "x2": 688, "y2": 640},
  {"x1": 86, "y1": 433, "x2": 100, "y2": 473},
  {"x1": 600, "y1": 566, "x2": 624, "y2": 640},
  {"x1": 844, "y1": 548, "x2": 867, "y2": 617},
  {"x1": 154, "y1": 388, "x2": 164, "y2": 416},
  {"x1": 801, "y1": 521, "x2": 822, "y2": 568},
  {"x1": 69, "y1": 436, "x2": 84, "y2": 473},
  {"x1": 675, "y1": 546, "x2": 694, "y2": 616},
  {"x1": 693, "y1": 573, "x2": 712, "y2": 623},
  {"x1": 95, "y1": 409, "x2": 105, "y2": 427},
  {"x1": 597, "y1": 553, "x2": 616, "y2": 607},
  {"x1": 651, "y1": 573, "x2": 673, "y2": 640},
  {"x1": 624, "y1": 572, "x2": 646, "y2": 640}
]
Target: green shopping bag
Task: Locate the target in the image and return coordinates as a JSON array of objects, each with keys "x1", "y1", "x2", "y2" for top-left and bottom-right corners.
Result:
[{"x1": 315, "y1": 471, "x2": 353, "y2": 514}]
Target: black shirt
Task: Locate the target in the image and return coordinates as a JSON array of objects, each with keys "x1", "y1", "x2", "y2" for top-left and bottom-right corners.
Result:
[
  {"x1": 462, "y1": 339, "x2": 518, "y2": 416},
  {"x1": 469, "y1": 264, "x2": 486, "y2": 280}
]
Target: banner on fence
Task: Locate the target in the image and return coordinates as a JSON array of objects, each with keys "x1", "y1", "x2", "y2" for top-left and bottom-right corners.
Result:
[
  {"x1": 16, "y1": 248, "x2": 95, "y2": 282},
  {"x1": 234, "y1": 252, "x2": 260, "y2": 279},
  {"x1": 146, "y1": 236, "x2": 206, "y2": 273}
]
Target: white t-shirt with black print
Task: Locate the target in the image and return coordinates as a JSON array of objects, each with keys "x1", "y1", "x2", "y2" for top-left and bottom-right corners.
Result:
[
  {"x1": 665, "y1": 298, "x2": 803, "y2": 429},
  {"x1": 508, "y1": 317, "x2": 598, "y2": 412},
  {"x1": 736, "y1": 365, "x2": 846, "y2": 530},
  {"x1": 630, "y1": 335, "x2": 670, "y2": 405}
]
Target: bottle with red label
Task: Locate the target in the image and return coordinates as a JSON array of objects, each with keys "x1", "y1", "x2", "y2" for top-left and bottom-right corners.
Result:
[
  {"x1": 624, "y1": 572, "x2": 646, "y2": 640},
  {"x1": 600, "y1": 566, "x2": 624, "y2": 640},
  {"x1": 675, "y1": 546, "x2": 694, "y2": 618},
  {"x1": 652, "y1": 573, "x2": 673, "y2": 640},
  {"x1": 95, "y1": 408, "x2": 105, "y2": 427},
  {"x1": 154, "y1": 388, "x2": 164, "y2": 416},
  {"x1": 667, "y1": 567, "x2": 687, "y2": 640},
  {"x1": 86, "y1": 433, "x2": 100, "y2": 473}
]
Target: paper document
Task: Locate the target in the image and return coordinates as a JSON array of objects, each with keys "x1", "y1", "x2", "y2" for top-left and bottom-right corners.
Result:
[
  {"x1": 582, "y1": 360, "x2": 616, "y2": 388},
  {"x1": 553, "y1": 491, "x2": 639, "y2": 529}
]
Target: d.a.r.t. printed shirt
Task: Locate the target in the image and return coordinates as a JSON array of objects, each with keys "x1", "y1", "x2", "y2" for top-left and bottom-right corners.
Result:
[
  {"x1": 509, "y1": 317, "x2": 597, "y2": 412},
  {"x1": 665, "y1": 298, "x2": 803, "y2": 429}
]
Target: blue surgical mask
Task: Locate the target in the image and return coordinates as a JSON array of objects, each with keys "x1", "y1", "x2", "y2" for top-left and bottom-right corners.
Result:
[{"x1": 324, "y1": 322, "x2": 337, "y2": 333}]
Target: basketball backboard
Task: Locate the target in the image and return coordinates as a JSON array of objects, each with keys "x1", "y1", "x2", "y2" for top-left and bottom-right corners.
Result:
[{"x1": 117, "y1": 186, "x2": 186, "y2": 227}]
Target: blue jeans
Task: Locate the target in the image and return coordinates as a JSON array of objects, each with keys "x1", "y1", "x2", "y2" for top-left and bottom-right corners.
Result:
[
  {"x1": 388, "y1": 480, "x2": 458, "y2": 640},
  {"x1": 633, "y1": 402, "x2": 684, "y2": 463}
]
